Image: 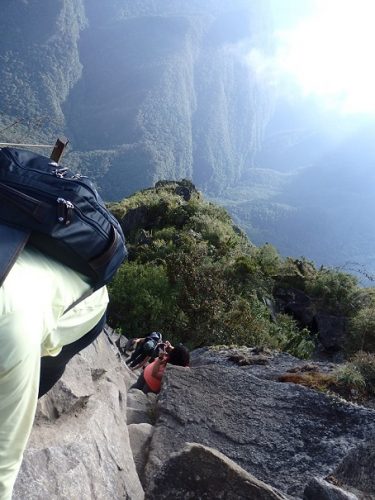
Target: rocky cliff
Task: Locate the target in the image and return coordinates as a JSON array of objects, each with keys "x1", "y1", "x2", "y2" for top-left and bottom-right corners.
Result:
[
  {"x1": 0, "y1": 0, "x2": 272, "y2": 199},
  {"x1": 13, "y1": 330, "x2": 375, "y2": 499},
  {"x1": 0, "y1": 0, "x2": 85, "y2": 133}
]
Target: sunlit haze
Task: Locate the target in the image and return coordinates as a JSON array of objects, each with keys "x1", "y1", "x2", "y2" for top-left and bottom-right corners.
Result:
[{"x1": 263, "y1": 0, "x2": 375, "y2": 115}]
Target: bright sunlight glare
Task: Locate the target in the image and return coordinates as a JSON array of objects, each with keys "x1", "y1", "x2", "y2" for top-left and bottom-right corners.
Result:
[{"x1": 274, "y1": 0, "x2": 375, "y2": 114}]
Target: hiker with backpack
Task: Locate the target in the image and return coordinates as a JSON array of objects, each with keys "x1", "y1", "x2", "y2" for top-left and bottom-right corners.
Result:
[
  {"x1": 0, "y1": 147, "x2": 127, "y2": 500},
  {"x1": 130, "y1": 343, "x2": 190, "y2": 394},
  {"x1": 125, "y1": 331, "x2": 164, "y2": 369}
]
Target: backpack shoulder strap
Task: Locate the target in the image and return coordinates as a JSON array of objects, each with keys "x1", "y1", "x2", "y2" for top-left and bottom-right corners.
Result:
[{"x1": 63, "y1": 286, "x2": 95, "y2": 314}]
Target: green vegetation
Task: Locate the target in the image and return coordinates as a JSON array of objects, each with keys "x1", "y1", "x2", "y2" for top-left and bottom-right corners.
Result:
[
  {"x1": 335, "y1": 363, "x2": 367, "y2": 397},
  {"x1": 347, "y1": 299, "x2": 375, "y2": 353},
  {"x1": 304, "y1": 269, "x2": 358, "y2": 315},
  {"x1": 107, "y1": 181, "x2": 375, "y2": 371},
  {"x1": 346, "y1": 351, "x2": 375, "y2": 396},
  {"x1": 0, "y1": 0, "x2": 84, "y2": 132},
  {"x1": 108, "y1": 181, "x2": 316, "y2": 356},
  {"x1": 329, "y1": 352, "x2": 375, "y2": 401},
  {"x1": 278, "y1": 352, "x2": 375, "y2": 403}
]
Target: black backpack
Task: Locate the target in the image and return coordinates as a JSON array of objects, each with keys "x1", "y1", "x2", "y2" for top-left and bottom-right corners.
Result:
[{"x1": 0, "y1": 147, "x2": 127, "y2": 289}]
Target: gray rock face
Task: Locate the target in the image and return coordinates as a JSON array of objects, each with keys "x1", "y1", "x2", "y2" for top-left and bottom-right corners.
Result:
[
  {"x1": 145, "y1": 364, "x2": 375, "y2": 498},
  {"x1": 147, "y1": 442, "x2": 288, "y2": 500},
  {"x1": 10, "y1": 338, "x2": 375, "y2": 500},
  {"x1": 274, "y1": 287, "x2": 314, "y2": 327},
  {"x1": 315, "y1": 313, "x2": 347, "y2": 352},
  {"x1": 304, "y1": 478, "x2": 358, "y2": 500},
  {"x1": 273, "y1": 286, "x2": 349, "y2": 359},
  {"x1": 13, "y1": 333, "x2": 144, "y2": 500},
  {"x1": 331, "y1": 440, "x2": 375, "y2": 498},
  {"x1": 121, "y1": 205, "x2": 151, "y2": 236},
  {"x1": 190, "y1": 346, "x2": 336, "y2": 380},
  {"x1": 127, "y1": 389, "x2": 155, "y2": 425},
  {"x1": 128, "y1": 423, "x2": 154, "y2": 485}
]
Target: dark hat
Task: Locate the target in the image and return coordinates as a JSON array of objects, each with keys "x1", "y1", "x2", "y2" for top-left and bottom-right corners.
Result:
[
  {"x1": 0, "y1": 222, "x2": 30, "y2": 286},
  {"x1": 149, "y1": 331, "x2": 162, "y2": 340}
]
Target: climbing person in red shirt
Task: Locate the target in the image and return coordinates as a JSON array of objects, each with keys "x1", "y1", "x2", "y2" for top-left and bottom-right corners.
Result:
[{"x1": 130, "y1": 342, "x2": 190, "y2": 394}]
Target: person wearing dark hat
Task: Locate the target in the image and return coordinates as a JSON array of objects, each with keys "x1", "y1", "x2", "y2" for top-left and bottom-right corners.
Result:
[
  {"x1": 126, "y1": 331, "x2": 163, "y2": 369},
  {"x1": 0, "y1": 224, "x2": 109, "y2": 500}
]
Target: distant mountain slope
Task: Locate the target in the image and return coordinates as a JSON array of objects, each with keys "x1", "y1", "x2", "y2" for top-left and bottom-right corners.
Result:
[
  {"x1": 218, "y1": 141, "x2": 375, "y2": 279},
  {"x1": 64, "y1": 0, "x2": 272, "y2": 198},
  {"x1": 0, "y1": 0, "x2": 273, "y2": 198},
  {"x1": 0, "y1": 0, "x2": 85, "y2": 137}
]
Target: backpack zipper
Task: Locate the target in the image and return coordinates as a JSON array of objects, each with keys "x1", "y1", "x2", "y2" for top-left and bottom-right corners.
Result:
[
  {"x1": 57, "y1": 198, "x2": 74, "y2": 225},
  {"x1": 3, "y1": 148, "x2": 99, "y2": 196},
  {"x1": 1, "y1": 149, "x2": 121, "y2": 237},
  {"x1": 1, "y1": 180, "x2": 109, "y2": 239}
]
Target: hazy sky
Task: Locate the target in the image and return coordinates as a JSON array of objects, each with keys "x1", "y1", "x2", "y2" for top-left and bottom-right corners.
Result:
[{"x1": 254, "y1": 0, "x2": 375, "y2": 115}]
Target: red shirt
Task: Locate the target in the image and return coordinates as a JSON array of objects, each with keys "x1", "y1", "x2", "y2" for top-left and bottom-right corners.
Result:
[{"x1": 143, "y1": 359, "x2": 167, "y2": 393}]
